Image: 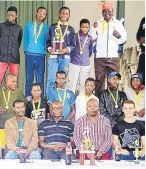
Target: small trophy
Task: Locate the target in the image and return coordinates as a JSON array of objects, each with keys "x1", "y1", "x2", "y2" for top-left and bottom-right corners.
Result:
[
  {"x1": 52, "y1": 27, "x2": 63, "y2": 54},
  {"x1": 133, "y1": 140, "x2": 140, "y2": 164}
]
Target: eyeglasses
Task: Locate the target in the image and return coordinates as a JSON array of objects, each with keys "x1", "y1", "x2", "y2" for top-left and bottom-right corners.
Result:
[{"x1": 52, "y1": 107, "x2": 63, "y2": 111}]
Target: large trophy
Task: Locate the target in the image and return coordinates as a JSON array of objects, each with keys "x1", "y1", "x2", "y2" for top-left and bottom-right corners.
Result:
[
  {"x1": 52, "y1": 26, "x2": 63, "y2": 54},
  {"x1": 133, "y1": 140, "x2": 140, "y2": 164},
  {"x1": 79, "y1": 128, "x2": 95, "y2": 165}
]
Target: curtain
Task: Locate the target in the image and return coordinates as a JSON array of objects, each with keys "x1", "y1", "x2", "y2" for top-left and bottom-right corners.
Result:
[{"x1": 0, "y1": 0, "x2": 64, "y2": 93}]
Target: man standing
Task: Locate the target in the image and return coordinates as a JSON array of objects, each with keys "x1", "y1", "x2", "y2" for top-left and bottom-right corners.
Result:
[
  {"x1": 74, "y1": 98, "x2": 112, "y2": 160},
  {"x1": 24, "y1": 7, "x2": 49, "y2": 100},
  {"x1": 89, "y1": 2, "x2": 127, "y2": 93},
  {"x1": 5, "y1": 99, "x2": 41, "y2": 159},
  {"x1": 137, "y1": 17, "x2": 145, "y2": 85},
  {"x1": 0, "y1": 6, "x2": 23, "y2": 86},
  {"x1": 38, "y1": 100, "x2": 74, "y2": 160}
]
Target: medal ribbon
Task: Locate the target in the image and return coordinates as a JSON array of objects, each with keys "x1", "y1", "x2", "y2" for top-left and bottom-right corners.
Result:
[
  {"x1": 134, "y1": 91, "x2": 141, "y2": 108},
  {"x1": 32, "y1": 99, "x2": 41, "y2": 120},
  {"x1": 108, "y1": 87, "x2": 118, "y2": 107},
  {"x1": 34, "y1": 21, "x2": 43, "y2": 43},
  {"x1": 102, "y1": 17, "x2": 112, "y2": 33},
  {"x1": 57, "y1": 89, "x2": 67, "y2": 105},
  {"x1": 57, "y1": 22, "x2": 69, "y2": 41},
  {"x1": 78, "y1": 32, "x2": 88, "y2": 54},
  {"x1": 2, "y1": 89, "x2": 11, "y2": 108}
]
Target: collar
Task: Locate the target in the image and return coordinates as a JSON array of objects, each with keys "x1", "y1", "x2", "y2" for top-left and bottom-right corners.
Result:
[
  {"x1": 86, "y1": 114, "x2": 101, "y2": 124},
  {"x1": 6, "y1": 20, "x2": 16, "y2": 25},
  {"x1": 99, "y1": 17, "x2": 116, "y2": 23},
  {"x1": 58, "y1": 20, "x2": 68, "y2": 25}
]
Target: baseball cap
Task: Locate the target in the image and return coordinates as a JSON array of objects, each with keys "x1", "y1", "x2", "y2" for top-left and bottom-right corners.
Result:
[
  {"x1": 108, "y1": 72, "x2": 121, "y2": 79},
  {"x1": 131, "y1": 73, "x2": 143, "y2": 82}
]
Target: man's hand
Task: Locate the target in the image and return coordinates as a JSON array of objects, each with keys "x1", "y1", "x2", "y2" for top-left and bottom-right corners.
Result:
[
  {"x1": 59, "y1": 48, "x2": 69, "y2": 54},
  {"x1": 139, "y1": 37, "x2": 145, "y2": 44},
  {"x1": 119, "y1": 148, "x2": 130, "y2": 156},
  {"x1": 95, "y1": 151, "x2": 103, "y2": 159},
  {"x1": 140, "y1": 149, "x2": 145, "y2": 157},
  {"x1": 113, "y1": 30, "x2": 121, "y2": 39},
  {"x1": 16, "y1": 148, "x2": 21, "y2": 155},
  {"x1": 93, "y1": 22, "x2": 98, "y2": 28},
  {"x1": 48, "y1": 48, "x2": 54, "y2": 55},
  {"x1": 25, "y1": 150, "x2": 30, "y2": 159},
  {"x1": 137, "y1": 109, "x2": 145, "y2": 117},
  {"x1": 0, "y1": 107, "x2": 6, "y2": 114}
]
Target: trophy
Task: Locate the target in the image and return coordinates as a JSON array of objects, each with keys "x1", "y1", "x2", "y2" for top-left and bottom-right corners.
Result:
[
  {"x1": 52, "y1": 27, "x2": 63, "y2": 54},
  {"x1": 133, "y1": 140, "x2": 140, "y2": 164},
  {"x1": 79, "y1": 128, "x2": 95, "y2": 165}
]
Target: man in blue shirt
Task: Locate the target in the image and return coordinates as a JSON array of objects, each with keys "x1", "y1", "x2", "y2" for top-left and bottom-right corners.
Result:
[
  {"x1": 24, "y1": 7, "x2": 49, "y2": 100},
  {"x1": 48, "y1": 71, "x2": 75, "y2": 120},
  {"x1": 38, "y1": 100, "x2": 74, "y2": 160}
]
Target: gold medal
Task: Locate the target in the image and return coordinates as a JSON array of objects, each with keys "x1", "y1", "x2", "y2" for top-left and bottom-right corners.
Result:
[
  {"x1": 115, "y1": 105, "x2": 118, "y2": 109},
  {"x1": 108, "y1": 87, "x2": 119, "y2": 109},
  {"x1": 35, "y1": 40, "x2": 37, "y2": 44},
  {"x1": 5, "y1": 105, "x2": 9, "y2": 109},
  {"x1": 78, "y1": 32, "x2": 88, "y2": 56},
  {"x1": 32, "y1": 99, "x2": 41, "y2": 120},
  {"x1": 57, "y1": 88, "x2": 67, "y2": 105},
  {"x1": 34, "y1": 21, "x2": 43, "y2": 44},
  {"x1": 2, "y1": 88, "x2": 11, "y2": 110},
  {"x1": 57, "y1": 22, "x2": 69, "y2": 42},
  {"x1": 80, "y1": 51, "x2": 83, "y2": 54}
]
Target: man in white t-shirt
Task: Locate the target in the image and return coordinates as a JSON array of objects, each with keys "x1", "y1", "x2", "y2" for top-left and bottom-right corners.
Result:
[
  {"x1": 124, "y1": 73, "x2": 145, "y2": 121},
  {"x1": 75, "y1": 78, "x2": 99, "y2": 120}
]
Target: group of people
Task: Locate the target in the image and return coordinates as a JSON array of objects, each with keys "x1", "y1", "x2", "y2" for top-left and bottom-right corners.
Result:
[{"x1": 0, "y1": 2, "x2": 145, "y2": 161}]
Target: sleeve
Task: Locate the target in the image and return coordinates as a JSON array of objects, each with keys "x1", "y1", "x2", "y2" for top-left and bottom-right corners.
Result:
[
  {"x1": 18, "y1": 27, "x2": 23, "y2": 47},
  {"x1": 137, "y1": 17, "x2": 145, "y2": 41},
  {"x1": 139, "y1": 121, "x2": 145, "y2": 136},
  {"x1": 116, "y1": 22, "x2": 127, "y2": 44},
  {"x1": 99, "y1": 118, "x2": 112, "y2": 153},
  {"x1": 45, "y1": 101, "x2": 50, "y2": 117},
  {"x1": 73, "y1": 119, "x2": 83, "y2": 149},
  {"x1": 89, "y1": 26, "x2": 98, "y2": 41},
  {"x1": 69, "y1": 91, "x2": 75, "y2": 106},
  {"x1": 47, "y1": 90, "x2": 55, "y2": 104},
  {"x1": 67, "y1": 27, "x2": 76, "y2": 52},
  {"x1": 89, "y1": 37, "x2": 93, "y2": 56},
  {"x1": 27, "y1": 121, "x2": 38, "y2": 152},
  {"x1": 123, "y1": 92, "x2": 128, "y2": 101},
  {"x1": 46, "y1": 25, "x2": 52, "y2": 49},
  {"x1": 0, "y1": 24, "x2": 1, "y2": 38},
  {"x1": 69, "y1": 121, "x2": 74, "y2": 137},
  {"x1": 25, "y1": 102, "x2": 32, "y2": 119},
  {"x1": 112, "y1": 123, "x2": 119, "y2": 135},
  {"x1": 38, "y1": 122, "x2": 45, "y2": 137},
  {"x1": 23, "y1": 23, "x2": 29, "y2": 51},
  {"x1": 5, "y1": 121, "x2": 19, "y2": 151}
]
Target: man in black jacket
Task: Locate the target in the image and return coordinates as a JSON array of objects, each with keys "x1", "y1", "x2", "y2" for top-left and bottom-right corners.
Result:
[
  {"x1": 0, "y1": 6, "x2": 23, "y2": 86},
  {"x1": 97, "y1": 72, "x2": 127, "y2": 127},
  {"x1": 137, "y1": 17, "x2": 145, "y2": 85}
]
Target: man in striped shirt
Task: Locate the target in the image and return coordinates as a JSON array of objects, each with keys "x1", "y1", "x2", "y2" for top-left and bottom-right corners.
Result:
[
  {"x1": 73, "y1": 98, "x2": 112, "y2": 160},
  {"x1": 38, "y1": 100, "x2": 74, "y2": 160}
]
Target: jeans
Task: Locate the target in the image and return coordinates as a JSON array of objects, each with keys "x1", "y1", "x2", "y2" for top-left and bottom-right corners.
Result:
[
  {"x1": 25, "y1": 54, "x2": 45, "y2": 98},
  {"x1": 46, "y1": 57, "x2": 70, "y2": 96},
  {"x1": 5, "y1": 150, "x2": 41, "y2": 159}
]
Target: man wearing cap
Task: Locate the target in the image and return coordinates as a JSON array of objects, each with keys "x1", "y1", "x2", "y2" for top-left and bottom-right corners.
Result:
[
  {"x1": 0, "y1": 6, "x2": 23, "y2": 86},
  {"x1": 98, "y1": 72, "x2": 127, "y2": 127},
  {"x1": 124, "y1": 73, "x2": 145, "y2": 122},
  {"x1": 89, "y1": 2, "x2": 127, "y2": 93}
]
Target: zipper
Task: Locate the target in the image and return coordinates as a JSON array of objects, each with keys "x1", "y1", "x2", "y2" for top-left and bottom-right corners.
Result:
[{"x1": 106, "y1": 24, "x2": 109, "y2": 57}]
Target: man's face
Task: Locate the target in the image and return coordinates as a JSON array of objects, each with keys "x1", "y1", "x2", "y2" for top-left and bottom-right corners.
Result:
[
  {"x1": 56, "y1": 73, "x2": 66, "y2": 87},
  {"x1": 31, "y1": 86, "x2": 42, "y2": 98},
  {"x1": 80, "y1": 23, "x2": 90, "y2": 35},
  {"x1": 102, "y1": 9, "x2": 113, "y2": 21},
  {"x1": 36, "y1": 9, "x2": 47, "y2": 22},
  {"x1": 7, "y1": 11, "x2": 17, "y2": 23},
  {"x1": 131, "y1": 78, "x2": 141, "y2": 89},
  {"x1": 108, "y1": 76, "x2": 120, "y2": 88},
  {"x1": 87, "y1": 99, "x2": 99, "y2": 117},
  {"x1": 6, "y1": 76, "x2": 17, "y2": 90},
  {"x1": 85, "y1": 81, "x2": 95, "y2": 94},
  {"x1": 123, "y1": 103, "x2": 135, "y2": 118},
  {"x1": 52, "y1": 102, "x2": 63, "y2": 117},
  {"x1": 13, "y1": 102, "x2": 26, "y2": 117},
  {"x1": 59, "y1": 9, "x2": 70, "y2": 22}
]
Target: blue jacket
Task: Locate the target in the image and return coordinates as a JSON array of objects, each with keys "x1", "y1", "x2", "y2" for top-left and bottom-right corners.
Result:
[{"x1": 24, "y1": 22, "x2": 49, "y2": 55}]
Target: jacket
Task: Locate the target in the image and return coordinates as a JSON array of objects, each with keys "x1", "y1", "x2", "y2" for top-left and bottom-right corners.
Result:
[
  {"x1": 5, "y1": 116, "x2": 38, "y2": 153},
  {"x1": 98, "y1": 87, "x2": 127, "y2": 126},
  {"x1": 89, "y1": 17, "x2": 127, "y2": 58},
  {"x1": 24, "y1": 22, "x2": 49, "y2": 56},
  {"x1": 0, "y1": 21, "x2": 23, "y2": 64}
]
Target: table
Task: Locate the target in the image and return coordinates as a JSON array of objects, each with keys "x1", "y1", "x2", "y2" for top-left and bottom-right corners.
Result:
[{"x1": 0, "y1": 160, "x2": 145, "y2": 169}]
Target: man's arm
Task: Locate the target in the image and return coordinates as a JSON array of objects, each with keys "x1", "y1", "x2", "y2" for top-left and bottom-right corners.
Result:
[
  {"x1": 140, "y1": 136, "x2": 145, "y2": 157},
  {"x1": 66, "y1": 104, "x2": 76, "y2": 120},
  {"x1": 23, "y1": 24, "x2": 29, "y2": 51},
  {"x1": 89, "y1": 22, "x2": 98, "y2": 41}
]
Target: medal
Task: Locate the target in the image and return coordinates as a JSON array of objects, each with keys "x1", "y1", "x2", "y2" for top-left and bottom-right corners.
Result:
[
  {"x1": 115, "y1": 105, "x2": 118, "y2": 109},
  {"x1": 2, "y1": 88, "x2": 11, "y2": 110},
  {"x1": 34, "y1": 21, "x2": 43, "y2": 44},
  {"x1": 32, "y1": 99, "x2": 41, "y2": 120},
  {"x1": 57, "y1": 22, "x2": 69, "y2": 43},
  {"x1": 78, "y1": 32, "x2": 88, "y2": 56},
  {"x1": 108, "y1": 87, "x2": 119, "y2": 109},
  {"x1": 57, "y1": 88, "x2": 67, "y2": 105}
]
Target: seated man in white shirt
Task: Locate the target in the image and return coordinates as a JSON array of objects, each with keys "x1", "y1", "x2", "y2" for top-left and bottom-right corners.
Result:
[
  {"x1": 124, "y1": 73, "x2": 145, "y2": 122},
  {"x1": 75, "y1": 78, "x2": 99, "y2": 120}
]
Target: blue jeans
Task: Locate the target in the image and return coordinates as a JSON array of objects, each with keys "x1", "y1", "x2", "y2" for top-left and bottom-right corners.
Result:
[
  {"x1": 46, "y1": 57, "x2": 70, "y2": 96},
  {"x1": 121, "y1": 151, "x2": 145, "y2": 160},
  {"x1": 25, "y1": 54, "x2": 45, "y2": 98},
  {"x1": 5, "y1": 150, "x2": 41, "y2": 159}
]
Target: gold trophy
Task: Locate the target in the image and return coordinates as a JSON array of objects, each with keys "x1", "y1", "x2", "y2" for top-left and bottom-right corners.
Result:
[
  {"x1": 52, "y1": 27, "x2": 63, "y2": 54},
  {"x1": 133, "y1": 140, "x2": 140, "y2": 164}
]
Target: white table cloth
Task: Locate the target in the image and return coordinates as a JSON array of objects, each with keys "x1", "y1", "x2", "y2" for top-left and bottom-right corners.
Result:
[{"x1": 0, "y1": 160, "x2": 145, "y2": 169}]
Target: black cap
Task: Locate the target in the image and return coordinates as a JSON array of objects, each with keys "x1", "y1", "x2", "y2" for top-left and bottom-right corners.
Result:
[{"x1": 7, "y1": 6, "x2": 17, "y2": 14}]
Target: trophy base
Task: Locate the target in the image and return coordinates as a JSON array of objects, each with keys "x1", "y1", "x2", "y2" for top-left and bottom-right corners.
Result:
[{"x1": 135, "y1": 160, "x2": 140, "y2": 164}]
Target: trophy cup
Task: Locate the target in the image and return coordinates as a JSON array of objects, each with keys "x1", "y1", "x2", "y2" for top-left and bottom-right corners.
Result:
[
  {"x1": 133, "y1": 140, "x2": 140, "y2": 164},
  {"x1": 52, "y1": 27, "x2": 63, "y2": 54}
]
